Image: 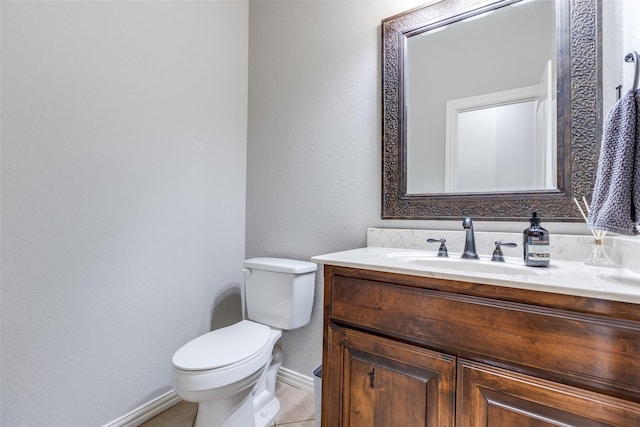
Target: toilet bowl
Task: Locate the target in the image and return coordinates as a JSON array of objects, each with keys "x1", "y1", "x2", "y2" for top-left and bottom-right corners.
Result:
[{"x1": 171, "y1": 258, "x2": 316, "y2": 427}]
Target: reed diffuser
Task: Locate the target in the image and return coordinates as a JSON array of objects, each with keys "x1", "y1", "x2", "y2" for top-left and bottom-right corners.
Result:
[{"x1": 573, "y1": 197, "x2": 616, "y2": 267}]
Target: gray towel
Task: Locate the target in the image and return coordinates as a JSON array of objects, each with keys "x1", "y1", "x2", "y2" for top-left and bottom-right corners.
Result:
[{"x1": 588, "y1": 89, "x2": 640, "y2": 236}]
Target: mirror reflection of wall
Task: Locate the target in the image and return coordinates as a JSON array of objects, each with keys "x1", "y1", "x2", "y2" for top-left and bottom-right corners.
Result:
[{"x1": 405, "y1": 0, "x2": 556, "y2": 194}]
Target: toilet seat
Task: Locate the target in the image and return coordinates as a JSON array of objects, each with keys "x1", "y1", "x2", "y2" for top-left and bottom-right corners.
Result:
[
  {"x1": 173, "y1": 320, "x2": 271, "y2": 371},
  {"x1": 171, "y1": 324, "x2": 282, "y2": 394}
]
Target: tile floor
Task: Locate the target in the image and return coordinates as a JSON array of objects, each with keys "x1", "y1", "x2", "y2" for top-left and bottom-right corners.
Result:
[{"x1": 140, "y1": 381, "x2": 316, "y2": 427}]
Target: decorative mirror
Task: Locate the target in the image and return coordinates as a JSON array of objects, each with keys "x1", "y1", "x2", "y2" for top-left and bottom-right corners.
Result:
[{"x1": 382, "y1": 0, "x2": 601, "y2": 220}]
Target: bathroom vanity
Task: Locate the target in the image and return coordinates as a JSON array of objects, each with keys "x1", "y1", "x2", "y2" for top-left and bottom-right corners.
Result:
[{"x1": 313, "y1": 247, "x2": 640, "y2": 426}]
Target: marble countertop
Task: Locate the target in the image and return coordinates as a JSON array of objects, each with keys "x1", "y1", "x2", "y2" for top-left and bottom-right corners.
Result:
[{"x1": 312, "y1": 247, "x2": 640, "y2": 304}]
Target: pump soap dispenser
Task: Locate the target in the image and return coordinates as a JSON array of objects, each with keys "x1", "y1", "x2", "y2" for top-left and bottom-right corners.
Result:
[{"x1": 523, "y1": 212, "x2": 550, "y2": 267}]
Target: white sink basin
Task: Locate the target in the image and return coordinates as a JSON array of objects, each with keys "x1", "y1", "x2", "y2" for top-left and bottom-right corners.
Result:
[{"x1": 387, "y1": 252, "x2": 545, "y2": 276}]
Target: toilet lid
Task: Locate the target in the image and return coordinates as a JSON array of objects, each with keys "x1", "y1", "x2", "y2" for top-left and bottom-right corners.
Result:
[{"x1": 172, "y1": 320, "x2": 271, "y2": 371}]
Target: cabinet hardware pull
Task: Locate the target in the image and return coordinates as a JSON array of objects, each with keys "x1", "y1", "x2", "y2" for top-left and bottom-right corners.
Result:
[{"x1": 368, "y1": 368, "x2": 375, "y2": 388}]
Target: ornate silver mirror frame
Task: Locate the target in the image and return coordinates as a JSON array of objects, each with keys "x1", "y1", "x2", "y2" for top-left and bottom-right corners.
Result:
[{"x1": 382, "y1": 0, "x2": 601, "y2": 221}]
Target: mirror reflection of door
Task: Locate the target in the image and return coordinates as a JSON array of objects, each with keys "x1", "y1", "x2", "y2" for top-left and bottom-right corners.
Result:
[{"x1": 448, "y1": 97, "x2": 536, "y2": 192}]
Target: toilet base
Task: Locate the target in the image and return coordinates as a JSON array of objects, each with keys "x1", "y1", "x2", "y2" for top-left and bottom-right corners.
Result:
[
  {"x1": 252, "y1": 341, "x2": 283, "y2": 427},
  {"x1": 253, "y1": 395, "x2": 280, "y2": 427},
  {"x1": 192, "y1": 369, "x2": 262, "y2": 427},
  {"x1": 190, "y1": 360, "x2": 281, "y2": 427}
]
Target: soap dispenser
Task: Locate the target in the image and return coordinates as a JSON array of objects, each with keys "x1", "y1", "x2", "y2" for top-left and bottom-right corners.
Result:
[{"x1": 523, "y1": 212, "x2": 550, "y2": 267}]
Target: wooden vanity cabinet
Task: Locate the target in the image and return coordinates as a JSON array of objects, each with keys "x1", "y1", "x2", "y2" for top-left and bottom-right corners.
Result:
[{"x1": 321, "y1": 265, "x2": 640, "y2": 427}]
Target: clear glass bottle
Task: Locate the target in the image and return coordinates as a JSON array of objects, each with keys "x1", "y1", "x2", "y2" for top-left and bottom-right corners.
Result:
[{"x1": 523, "y1": 212, "x2": 550, "y2": 267}]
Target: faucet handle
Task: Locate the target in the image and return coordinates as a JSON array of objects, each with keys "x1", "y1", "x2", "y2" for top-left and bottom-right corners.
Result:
[
  {"x1": 427, "y1": 238, "x2": 449, "y2": 257},
  {"x1": 491, "y1": 241, "x2": 517, "y2": 262}
]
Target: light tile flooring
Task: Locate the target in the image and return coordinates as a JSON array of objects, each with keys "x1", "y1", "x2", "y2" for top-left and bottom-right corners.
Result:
[{"x1": 141, "y1": 381, "x2": 316, "y2": 427}]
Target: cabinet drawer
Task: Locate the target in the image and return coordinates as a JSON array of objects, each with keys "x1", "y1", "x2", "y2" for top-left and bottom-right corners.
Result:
[{"x1": 329, "y1": 274, "x2": 640, "y2": 399}]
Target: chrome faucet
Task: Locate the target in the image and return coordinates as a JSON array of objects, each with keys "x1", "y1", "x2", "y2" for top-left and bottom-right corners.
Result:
[{"x1": 461, "y1": 217, "x2": 479, "y2": 259}]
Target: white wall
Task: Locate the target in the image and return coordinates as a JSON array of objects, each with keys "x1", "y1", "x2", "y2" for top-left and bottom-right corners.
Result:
[
  {"x1": 1, "y1": 1, "x2": 248, "y2": 426},
  {"x1": 602, "y1": 0, "x2": 624, "y2": 112},
  {"x1": 247, "y1": 0, "x2": 437, "y2": 377},
  {"x1": 603, "y1": 0, "x2": 640, "y2": 111},
  {"x1": 621, "y1": 0, "x2": 640, "y2": 91}
]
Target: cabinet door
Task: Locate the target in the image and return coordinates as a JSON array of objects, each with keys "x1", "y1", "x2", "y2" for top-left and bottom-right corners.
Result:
[
  {"x1": 457, "y1": 360, "x2": 640, "y2": 427},
  {"x1": 323, "y1": 325, "x2": 455, "y2": 427}
]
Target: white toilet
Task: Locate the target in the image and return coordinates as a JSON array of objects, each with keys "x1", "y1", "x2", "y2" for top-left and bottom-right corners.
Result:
[{"x1": 171, "y1": 257, "x2": 317, "y2": 427}]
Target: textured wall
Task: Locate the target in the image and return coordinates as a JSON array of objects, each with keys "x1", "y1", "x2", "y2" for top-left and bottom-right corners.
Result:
[
  {"x1": 1, "y1": 2, "x2": 248, "y2": 425},
  {"x1": 622, "y1": 0, "x2": 640, "y2": 88},
  {"x1": 602, "y1": 0, "x2": 640, "y2": 114},
  {"x1": 247, "y1": 0, "x2": 443, "y2": 377}
]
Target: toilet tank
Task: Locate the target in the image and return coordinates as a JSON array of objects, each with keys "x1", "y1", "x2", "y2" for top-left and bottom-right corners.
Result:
[{"x1": 243, "y1": 258, "x2": 317, "y2": 330}]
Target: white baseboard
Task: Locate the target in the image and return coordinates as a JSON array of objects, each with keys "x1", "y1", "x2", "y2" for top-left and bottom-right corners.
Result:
[
  {"x1": 102, "y1": 367, "x2": 316, "y2": 427},
  {"x1": 100, "y1": 389, "x2": 181, "y2": 427},
  {"x1": 277, "y1": 366, "x2": 315, "y2": 393}
]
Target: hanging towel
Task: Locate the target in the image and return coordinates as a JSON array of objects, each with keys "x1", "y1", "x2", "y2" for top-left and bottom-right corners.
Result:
[{"x1": 588, "y1": 89, "x2": 640, "y2": 236}]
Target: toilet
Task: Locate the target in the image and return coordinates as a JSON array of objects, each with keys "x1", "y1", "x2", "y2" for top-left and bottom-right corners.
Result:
[{"x1": 171, "y1": 257, "x2": 317, "y2": 427}]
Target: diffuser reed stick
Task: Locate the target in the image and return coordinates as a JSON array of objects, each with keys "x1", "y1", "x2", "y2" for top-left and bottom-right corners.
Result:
[
  {"x1": 573, "y1": 197, "x2": 607, "y2": 239},
  {"x1": 574, "y1": 197, "x2": 614, "y2": 266}
]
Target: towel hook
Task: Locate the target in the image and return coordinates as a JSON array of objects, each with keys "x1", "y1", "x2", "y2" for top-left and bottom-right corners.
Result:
[{"x1": 624, "y1": 51, "x2": 639, "y2": 92}]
